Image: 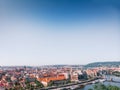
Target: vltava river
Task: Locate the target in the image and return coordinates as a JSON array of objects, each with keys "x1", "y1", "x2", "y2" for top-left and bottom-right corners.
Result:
[{"x1": 80, "y1": 75, "x2": 120, "y2": 90}]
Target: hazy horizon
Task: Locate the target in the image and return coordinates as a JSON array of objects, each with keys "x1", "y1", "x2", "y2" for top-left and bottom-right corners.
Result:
[
  {"x1": 1, "y1": 61, "x2": 120, "y2": 66},
  {"x1": 0, "y1": 0, "x2": 120, "y2": 66}
]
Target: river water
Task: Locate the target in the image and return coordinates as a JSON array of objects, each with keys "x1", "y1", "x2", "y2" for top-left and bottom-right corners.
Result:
[{"x1": 80, "y1": 75, "x2": 120, "y2": 90}]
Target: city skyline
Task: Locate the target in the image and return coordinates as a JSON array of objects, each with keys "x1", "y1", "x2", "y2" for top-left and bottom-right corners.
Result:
[{"x1": 0, "y1": 0, "x2": 120, "y2": 66}]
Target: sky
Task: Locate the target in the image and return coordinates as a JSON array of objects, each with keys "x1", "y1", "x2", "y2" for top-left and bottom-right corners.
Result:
[{"x1": 0, "y1": 0, "x2": 120, "y2": 66}]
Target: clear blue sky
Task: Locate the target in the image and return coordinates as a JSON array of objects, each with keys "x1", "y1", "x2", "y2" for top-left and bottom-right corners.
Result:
[{"x1": 0, "y1": 0, "x2": 120, "y2": 66}]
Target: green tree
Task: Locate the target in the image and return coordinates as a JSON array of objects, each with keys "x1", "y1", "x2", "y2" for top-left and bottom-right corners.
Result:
[
  {"x1": 89, "y1": 83, "x2": 120, "y2": 90},
  {"x1": 35, "y1": 80, "x2": 44, "y2": 88},
  {"x1": 48, "y1": 81, "x2": 54, "y2": 86}
]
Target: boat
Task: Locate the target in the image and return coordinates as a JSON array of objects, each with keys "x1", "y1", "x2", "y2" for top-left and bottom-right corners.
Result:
[
  {"x1": 99, "y1": 79, "x2": 106, "y2": 83},
  {"x1": 79, "y1": 85, "x2": 85, "y2": 88},
  {"x1": 69, "y1": 85, "x2": 85, "y2": 90},
  {"x1": 92, "y1": 81, "x2": 95, "y2": 84},
  {"x1": 92, "y1": 80, "x2": 99, "y2": 84}
]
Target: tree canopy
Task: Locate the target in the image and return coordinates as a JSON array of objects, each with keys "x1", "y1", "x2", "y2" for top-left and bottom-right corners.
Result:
[{"x1": 89, "y1": 83, "x2": 120, "y2": 90}]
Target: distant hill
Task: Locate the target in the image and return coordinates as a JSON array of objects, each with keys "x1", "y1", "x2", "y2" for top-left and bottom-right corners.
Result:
[{"x1": 85, "y1": 61, "x2": 120, "y2": 68}]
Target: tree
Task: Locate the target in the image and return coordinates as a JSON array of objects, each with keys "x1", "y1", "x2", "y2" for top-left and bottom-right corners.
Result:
[
  {"x1": 48, "y1": 81, "x2": 54, "y2": 86},
  {"x1": 35, "y1": 80, "x2": 44, "y2": 88},
  {"x1": 89, "y1": 83, "x2": 120, "y2": 90}
]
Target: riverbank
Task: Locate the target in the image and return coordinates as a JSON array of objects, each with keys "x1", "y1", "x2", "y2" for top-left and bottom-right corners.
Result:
[
  {"x1": 54, "y1": 75, "x2": 120, "y2": 90},
  {"x1": 39, "y1": 77, "x2": 103, "y2": 90}
]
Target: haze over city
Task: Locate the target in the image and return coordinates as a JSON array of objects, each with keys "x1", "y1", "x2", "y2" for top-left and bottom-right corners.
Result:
[{"x1": 0, "y1": 0, "x2": 120, "y2": 66}]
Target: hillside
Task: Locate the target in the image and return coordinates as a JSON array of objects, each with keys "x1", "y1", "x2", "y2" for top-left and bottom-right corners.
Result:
[{"x1": 85, "y1": 61, "x2": 120, "y2": 68}]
